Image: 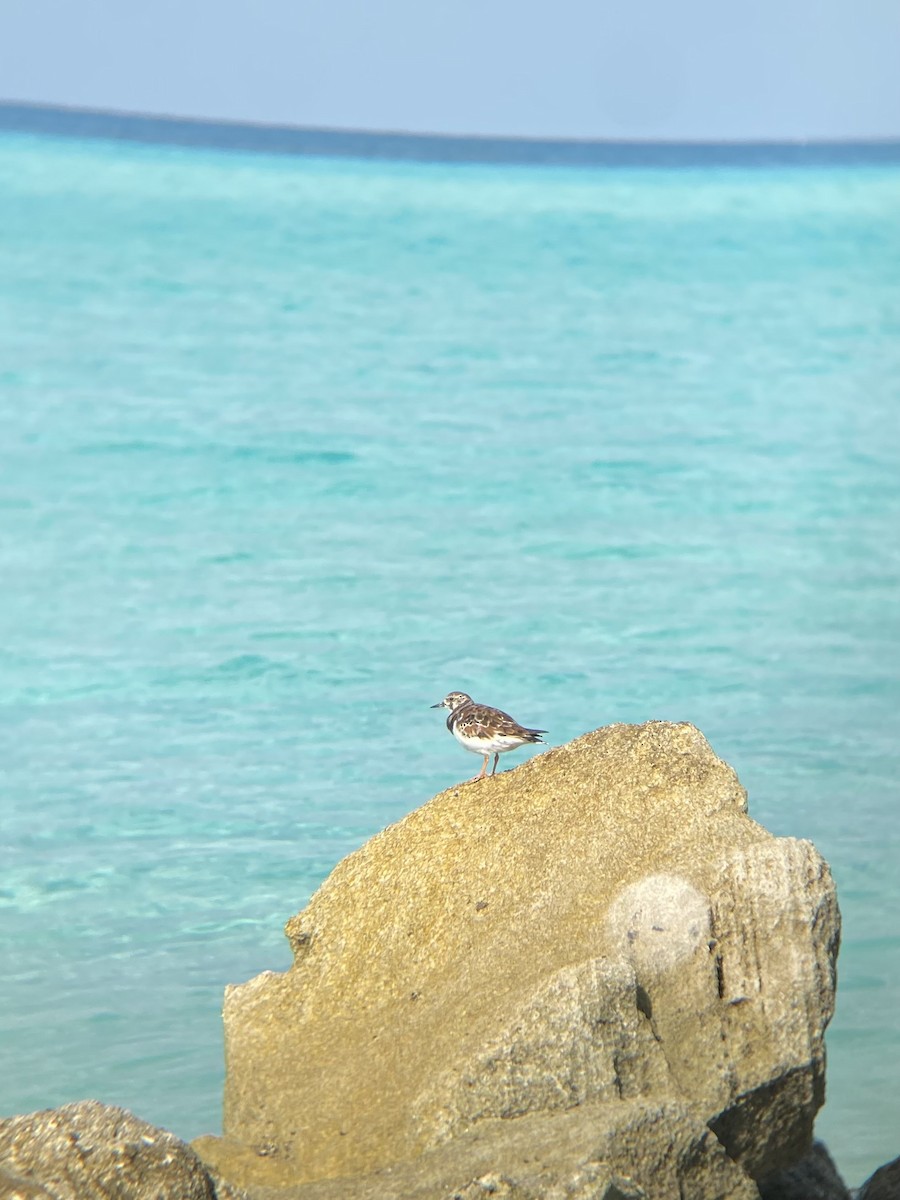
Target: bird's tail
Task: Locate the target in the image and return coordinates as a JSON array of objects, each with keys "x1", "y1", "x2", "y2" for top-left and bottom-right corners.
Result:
[{"x1": 525, "y1": 728, "x2": 547, "y2": 743}]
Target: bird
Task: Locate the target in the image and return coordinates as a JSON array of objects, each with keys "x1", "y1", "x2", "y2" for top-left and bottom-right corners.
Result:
[{"x1": 430, "y1": 691, "x2": 547, "y2": 781}]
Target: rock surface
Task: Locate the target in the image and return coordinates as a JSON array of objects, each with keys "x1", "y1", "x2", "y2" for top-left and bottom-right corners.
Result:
[
  {"x1": 196, "y1": 721, "x2": 840, "y2": 1194},
  {"x1": 198, "y1": 1097, "x2": 759, "y2": 1199},
  {"x1": 0, "y1": 1101, "x2": 241, "y2": 1200},
  {"x1": 758, "y1": 1141, "x2": 851, "y2": 1200},
  {"x1": 857, "y1": 1155, "x2": 900, "y2": 1200}
]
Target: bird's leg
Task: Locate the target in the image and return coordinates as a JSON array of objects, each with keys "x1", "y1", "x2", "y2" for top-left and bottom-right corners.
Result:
[
  {"x1": 474, "y1": 754, "x2": 489, "y2": 781},
  {"x1": 491, "y1": 753, "x2": 500, "y2": 776}
]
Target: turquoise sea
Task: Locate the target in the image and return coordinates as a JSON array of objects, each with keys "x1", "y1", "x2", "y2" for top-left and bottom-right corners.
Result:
[{"x1": 1, "y1": 113, "x2": 899, "y2": 1186}]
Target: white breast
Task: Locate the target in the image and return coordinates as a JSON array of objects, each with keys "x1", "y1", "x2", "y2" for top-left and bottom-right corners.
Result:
[{"x1": 452, "y1": 727, "x2": 525, "y2": 756}]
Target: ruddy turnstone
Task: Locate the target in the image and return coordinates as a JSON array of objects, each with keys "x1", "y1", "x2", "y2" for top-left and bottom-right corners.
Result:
[{"x1": 430, "y1": 692, "x2": 546, "y2": 781}]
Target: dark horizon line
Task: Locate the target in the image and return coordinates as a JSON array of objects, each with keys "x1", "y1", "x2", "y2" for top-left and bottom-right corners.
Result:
[
  {"x1": 5, "y1": 97, "x2": 900, "y2": 147},
  {"x1": 2, "y1": 98, "x2": 900, "y2": 168}
]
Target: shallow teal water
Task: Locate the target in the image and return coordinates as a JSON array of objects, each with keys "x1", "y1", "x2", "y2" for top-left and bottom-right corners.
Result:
[{"x1": 1, "y1": 130, "x2": 899, "y2": 1185}]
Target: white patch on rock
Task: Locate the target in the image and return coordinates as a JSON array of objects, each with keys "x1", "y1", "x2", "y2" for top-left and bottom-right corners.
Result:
[{"x1": 607, "y1": 874, "x2": 712, "y2": 976}]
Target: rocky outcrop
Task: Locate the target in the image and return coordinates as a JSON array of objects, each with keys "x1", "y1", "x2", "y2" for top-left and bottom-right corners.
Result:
[
  {"x1": 857, "y1": 1156, "x2": 900, "y2": 1200},
  {"x1": 758, "y1": 1141, "x2": 851, "y2": 1200},
  {"x1": 194, "y1": 721, "x2": 840, "y2": 1196},
  {"x1": 227, "y1": 1098, "x2": 759, "y2": 1200},
  {"x1": 0, "y1": 1101, "x2": 242, "y2": 1200}
]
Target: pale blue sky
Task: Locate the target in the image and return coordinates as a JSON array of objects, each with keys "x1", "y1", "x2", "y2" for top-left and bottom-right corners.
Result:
[{"x1": 2, "y1": 0, "x2": 899, "y2": 140}]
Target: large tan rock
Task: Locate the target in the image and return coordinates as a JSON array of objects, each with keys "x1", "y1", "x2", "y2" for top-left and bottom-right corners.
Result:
[
  {"x1": 197, "y1": 1097, "x2": 759, "y2": 1200},
  {"x1": 199, "y1": 722, "x2": 839, "y2": 1192}
]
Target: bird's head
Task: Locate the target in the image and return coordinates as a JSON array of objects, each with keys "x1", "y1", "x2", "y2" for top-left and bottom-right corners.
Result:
[{"x1": 430, "y1": 691, "x2": 473, "y2": 712}]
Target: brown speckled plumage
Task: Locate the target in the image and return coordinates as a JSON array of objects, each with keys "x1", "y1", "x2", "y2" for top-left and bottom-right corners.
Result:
[{"x1": 431, "y1": 691, "x2": 546, "y2": 782}]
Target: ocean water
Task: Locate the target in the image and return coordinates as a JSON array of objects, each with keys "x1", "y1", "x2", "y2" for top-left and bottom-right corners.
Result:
[{"x1": 1, "y1": 121, "x2": 898, "y2": 1187}]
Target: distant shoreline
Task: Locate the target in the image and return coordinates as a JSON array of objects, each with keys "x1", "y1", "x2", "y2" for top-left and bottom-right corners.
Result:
[{"x1": 3, "y1": 98, "x2": 900, "y2": 168}]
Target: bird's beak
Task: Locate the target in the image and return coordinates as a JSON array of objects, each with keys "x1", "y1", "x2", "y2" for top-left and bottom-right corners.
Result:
[{"x1": 430, "y1": 702, "x2": 443, "y2": 708}]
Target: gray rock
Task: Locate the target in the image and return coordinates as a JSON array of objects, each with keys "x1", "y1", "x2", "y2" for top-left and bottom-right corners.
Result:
[
  {"x1": 0, "y1": 1100, "x2": 242, "y2": 1200},
  {"x1": 857, "y1": 1155, "x2": 900, "y2": 1200},
  {"x1": 758, "y1": 1140, "x2": 851, "y2": 1199}
]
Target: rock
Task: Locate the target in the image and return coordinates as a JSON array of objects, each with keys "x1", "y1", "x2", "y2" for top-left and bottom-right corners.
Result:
[
  {"x1": 0, "y1": 1100, "x2": 243, "y2": 1200},
  {"x1": 0, "y1": 1165, "x2": 55, "y2": 1199},
  {"x1": 858, "y1": 1155, "x2": 900, "y2": 1200},
  {"x1": 757, "y1": 1141, "x2": 851, "y2": 1199},
  {"x1": 198, "y1": 1098, "x2": 758, "y2": 1200},
  {"x1": 196, "y1": 722, "x2": 840, "y2": 1193}
]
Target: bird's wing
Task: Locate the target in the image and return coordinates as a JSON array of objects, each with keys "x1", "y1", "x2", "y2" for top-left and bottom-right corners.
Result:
[{"x1": 455, "y1": 703, "x2": 536, "y2": 740}]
